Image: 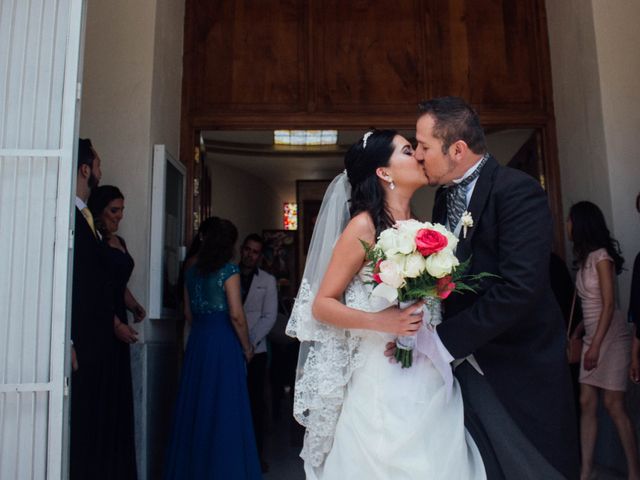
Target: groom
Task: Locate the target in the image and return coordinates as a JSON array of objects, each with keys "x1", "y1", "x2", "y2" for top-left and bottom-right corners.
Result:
[{"x1": 413, "y1": 97, "x2": 579, "y2": 479}]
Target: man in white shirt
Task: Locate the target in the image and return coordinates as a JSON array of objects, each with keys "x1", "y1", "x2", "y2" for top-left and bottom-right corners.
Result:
[{"x1": 240, "y1": 234, "x2": 278, "y2": 471}]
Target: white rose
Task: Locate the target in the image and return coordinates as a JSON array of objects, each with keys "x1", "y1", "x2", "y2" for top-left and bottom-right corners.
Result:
[
  {"x1": 396, "y1": 230, "x2": 416, "y2": 255},
  {"x1": 425, "y1": 249, "x2": 460, "y2": 278},
  {"x1": 378, "y1": 260, "x2": 405, "y2": 289},
  {"x1": 396, "y1": 219, "x2": 427, "y2": 238},
  {"x1": 402, "y1": 252, "x2": 427, "y2": 278},
  {"x1": 430, "y1": 223, "x2": 459, "y2": 252},
  {"x1": 386, "y1": 253, "x2": 405, "y2": 269},
  {"x1": 377, "y1": 227, "x2": 415, "y2": 256},
  {"x1": 377, "y1": 228, "x2": 400, "y2": 255},
  {"x1": 371, "y1": 283, "x2": 399, "y2": 303}
]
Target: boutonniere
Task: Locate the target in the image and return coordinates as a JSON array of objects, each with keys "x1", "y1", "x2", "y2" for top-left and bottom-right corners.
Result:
[{"x1": 460, "y1": 211, "x2": 474, "y2": 239}]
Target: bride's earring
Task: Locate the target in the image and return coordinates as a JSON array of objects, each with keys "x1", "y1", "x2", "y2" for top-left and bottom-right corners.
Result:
[{"x1": 386, "y1": 176, "x2": 395, "y2": 190}]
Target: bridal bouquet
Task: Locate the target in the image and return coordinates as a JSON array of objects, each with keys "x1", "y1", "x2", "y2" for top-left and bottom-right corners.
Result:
[{"x1": 362, "y1": 219, "x2": 492, "y2": 368}]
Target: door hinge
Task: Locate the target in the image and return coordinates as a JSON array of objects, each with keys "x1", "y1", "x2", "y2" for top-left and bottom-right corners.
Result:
[
  {"x1": 64, "y1": 376, "x2": 70, "y2": 397},
  {"x1": 76, "y1": 82, "x2": 82, "y2": 100},
  {"x1": 69, "y1": 229, "x2": 75, "y2": 249}
]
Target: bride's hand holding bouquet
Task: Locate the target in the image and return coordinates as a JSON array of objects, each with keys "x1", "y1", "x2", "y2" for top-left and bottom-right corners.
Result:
[
  {"x1": 373, "y1": 299, "x2": 425, "y2": 337},
  {"x1": 362, "y1": 219, "x2": 493, "y2": 368}
]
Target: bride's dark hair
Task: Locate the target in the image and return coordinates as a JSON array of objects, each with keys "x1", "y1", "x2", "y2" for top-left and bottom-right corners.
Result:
[{"x1": 345, "y1": 129, "x2": 397, "y2": 236}]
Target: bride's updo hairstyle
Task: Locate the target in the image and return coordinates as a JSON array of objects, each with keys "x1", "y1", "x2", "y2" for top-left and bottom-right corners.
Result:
[{"x1": 345, "y1": 129, "x2": 397, "y2": 236}]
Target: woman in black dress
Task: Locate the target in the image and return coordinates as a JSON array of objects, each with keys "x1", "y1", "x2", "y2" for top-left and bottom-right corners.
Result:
[{"x1": 89, "y1": 185, "x2": 145, "y2": 479}]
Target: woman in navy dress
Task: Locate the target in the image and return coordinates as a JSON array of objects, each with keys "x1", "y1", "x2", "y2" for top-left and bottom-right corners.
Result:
[{"x1": 164, "y1": 217, "x2": 261, "y2": 479}]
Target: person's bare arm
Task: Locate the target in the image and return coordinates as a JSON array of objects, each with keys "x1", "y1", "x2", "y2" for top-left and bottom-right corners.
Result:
[
  {"x1": 225, "y1": 274, "x2": 254, "y2": 361},
  {"x1": 312, "y1": 213, "x2": 423, "y2": 336},
  {"x1": 125, "y1": 287, "x2": 146, "y2": 322},
  {"x1": 583, "y1": 259, "x2": 616, "y2": 371}
]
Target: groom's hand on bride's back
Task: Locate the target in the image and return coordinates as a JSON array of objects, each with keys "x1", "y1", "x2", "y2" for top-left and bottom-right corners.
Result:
[{"x1": 376, "y1": 300, "x2": 424, "y2": 337}]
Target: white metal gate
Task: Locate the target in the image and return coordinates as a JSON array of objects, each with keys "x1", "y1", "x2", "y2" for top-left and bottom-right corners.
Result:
[{"x1": 0, "y1": 0, "x2": 85, "y2": 478}]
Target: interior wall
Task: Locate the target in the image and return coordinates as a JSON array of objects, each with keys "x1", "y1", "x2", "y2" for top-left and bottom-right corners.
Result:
[
  {"x1": 546, "y1": 0, "x2": 638, "y2": 307},
  {"x1": 80, "y1": 0, "x2": 155, "y2": 319},
  {"x1": 546, "y1": 0, "x2": 640, "y2": 471},
  {"x1": 150, "y1": 0, "x2": 184, "y2": 166},
  {"x1": 545, "y1": 0, "x2": 612, "y2": 254},
  {"x1": 208, "y1": 160, "x2": 283, "y2": 246},
  {"x1": 592, "y1": 0, "x2": 640, "y2": 310},
  {"x1": 79, "y1": 0, "x2": 184, "y2": 478}
]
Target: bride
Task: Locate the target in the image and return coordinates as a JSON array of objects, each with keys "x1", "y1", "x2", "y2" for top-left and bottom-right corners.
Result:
[{"x1": 286, "y1": 129, "x2": 486, "y2": 479}]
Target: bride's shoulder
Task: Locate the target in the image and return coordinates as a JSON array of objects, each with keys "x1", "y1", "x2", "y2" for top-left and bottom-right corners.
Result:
[{"x1": 342, "y1": 212, "x2": 376, "y2": 243}]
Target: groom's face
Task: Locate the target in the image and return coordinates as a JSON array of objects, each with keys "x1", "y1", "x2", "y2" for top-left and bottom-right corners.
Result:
[{"x1": 415, "y1": 114, "x2": 457, "y2": 186}]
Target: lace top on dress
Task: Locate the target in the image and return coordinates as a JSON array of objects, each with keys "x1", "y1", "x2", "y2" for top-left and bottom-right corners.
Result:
[{"x1": 185, "y1": 263, "x2": 240, "y2": 315}]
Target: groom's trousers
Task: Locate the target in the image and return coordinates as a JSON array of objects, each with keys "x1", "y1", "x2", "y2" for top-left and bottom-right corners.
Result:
[{"x1": 456, "y1": 362, "x2": 568, "y2": 480}]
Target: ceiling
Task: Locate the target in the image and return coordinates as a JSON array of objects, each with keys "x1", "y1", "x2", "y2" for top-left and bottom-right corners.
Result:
[{"x1": 202, "y1": 129, "x2": 534, "y2": 201}]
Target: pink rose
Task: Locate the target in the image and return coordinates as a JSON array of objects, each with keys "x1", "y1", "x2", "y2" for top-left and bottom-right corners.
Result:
[
  {"x1": 415, "y1": 228, "x2": 448, "y2": 256},
  {"x1": 436, "y1": 275, "x2": 456, "y2": 299}
]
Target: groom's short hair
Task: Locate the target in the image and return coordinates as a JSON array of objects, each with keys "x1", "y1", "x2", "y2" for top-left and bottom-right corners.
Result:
[{"x1": 418, "y1": 97, "x2": 486, "y2": 155}]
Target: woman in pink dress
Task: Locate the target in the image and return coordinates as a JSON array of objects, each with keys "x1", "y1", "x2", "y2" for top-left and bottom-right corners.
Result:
[{"x1": 568, "y1": 201, "x2": 639, "y2": 480}]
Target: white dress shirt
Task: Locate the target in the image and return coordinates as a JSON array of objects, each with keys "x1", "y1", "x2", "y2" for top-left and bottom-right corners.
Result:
[{"x1": 75, "y1": 196, "x2": 88, "y2": 211}]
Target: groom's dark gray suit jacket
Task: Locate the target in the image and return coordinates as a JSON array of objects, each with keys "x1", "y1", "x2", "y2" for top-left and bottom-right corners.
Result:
[{"x1": 434, "y1": 156, "x2": 579, "y2": 480}]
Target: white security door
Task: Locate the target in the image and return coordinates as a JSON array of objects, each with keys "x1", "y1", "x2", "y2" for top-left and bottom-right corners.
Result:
[{"x1": 0, "y1": 0, "x2": 85, "y2": 478}]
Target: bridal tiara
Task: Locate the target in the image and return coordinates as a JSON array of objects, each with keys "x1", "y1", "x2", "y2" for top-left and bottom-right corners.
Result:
[{"x1": 362, "y1": 131, "x2": 373, "y2": 149}]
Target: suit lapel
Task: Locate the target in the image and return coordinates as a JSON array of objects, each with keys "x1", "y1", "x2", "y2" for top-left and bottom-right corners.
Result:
[
  {"x1": 455, "y1": 155, "x2": 498, "y2": 261},
  {"x1": 433, "y1": 186, "x2": 447, "y2": 225}
]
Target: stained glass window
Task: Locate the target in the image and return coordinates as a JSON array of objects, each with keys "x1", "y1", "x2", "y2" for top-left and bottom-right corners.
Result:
[{"x1": 284, "y1": 203, "x2": 298, "y2": 230}]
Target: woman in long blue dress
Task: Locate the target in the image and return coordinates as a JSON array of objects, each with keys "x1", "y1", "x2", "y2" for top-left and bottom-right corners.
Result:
[{"x1": 164, "y1": 217, "x2": 261, "y2": 479}]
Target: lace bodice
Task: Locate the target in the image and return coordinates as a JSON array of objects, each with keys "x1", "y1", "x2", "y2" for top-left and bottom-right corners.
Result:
[{"x1": 185, "y1": 263, "x2": 239, "y2": 314}]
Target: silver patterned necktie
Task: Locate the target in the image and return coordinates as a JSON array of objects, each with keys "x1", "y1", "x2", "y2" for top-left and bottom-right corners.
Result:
[{"x1": 446, "y1": 154, "x2": 489, "y2": 231}]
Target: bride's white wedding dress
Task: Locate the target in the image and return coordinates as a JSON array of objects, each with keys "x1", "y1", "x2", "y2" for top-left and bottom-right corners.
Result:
[
  {"x1": 287, "y1": 171, "x2": 485, "y2": 480},
  {"x1": 297, "y1": 271, "x2": 486, "y2": 480}
]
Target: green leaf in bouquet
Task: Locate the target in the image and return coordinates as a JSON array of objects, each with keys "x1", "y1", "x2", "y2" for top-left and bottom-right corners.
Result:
[
  {"x1": 359, "y1": 239, "x2": 383, "y2": 263},
  {"x1": 453, "y1": 283, "x2": 480, "y2": 294},
  {"x1": 454, "y1": 257, "x2": 473, "y2": 276}
]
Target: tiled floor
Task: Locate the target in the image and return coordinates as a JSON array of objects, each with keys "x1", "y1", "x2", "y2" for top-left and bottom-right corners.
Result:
[
  {"x1": 262, "y1": 389, "x2": 305, "y2": 480},
  {"x1": 593, "y1": 465, "x2": 626, "y2": 479}
]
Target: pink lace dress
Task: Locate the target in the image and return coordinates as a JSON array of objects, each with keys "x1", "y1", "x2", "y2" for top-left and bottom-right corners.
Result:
[{"x1": 577, "y1": 248, "x2": 631, "y2": 391}]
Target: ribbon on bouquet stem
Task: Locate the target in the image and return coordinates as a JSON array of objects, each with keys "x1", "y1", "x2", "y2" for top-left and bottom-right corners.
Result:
[
  {"x1": 396, "y1": 298, "x2": 455, "y2": 402},
  {"x1": 415, "y1": 323, "x2": 454, "y2": 401}
]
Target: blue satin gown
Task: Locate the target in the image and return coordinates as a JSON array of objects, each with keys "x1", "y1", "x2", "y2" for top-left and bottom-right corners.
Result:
[{"x1": 164, "y1": 263, "x2": 261, "y2": 479}]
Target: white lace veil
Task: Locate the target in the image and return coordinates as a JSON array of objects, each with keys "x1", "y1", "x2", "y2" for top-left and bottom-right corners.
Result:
[{"x1": 286, "y1": 170, "x2": 363, "y2": 467}]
